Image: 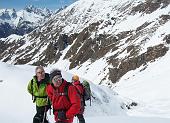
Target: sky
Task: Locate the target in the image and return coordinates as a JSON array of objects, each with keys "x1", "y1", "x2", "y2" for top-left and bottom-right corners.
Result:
[{"x1": 0, "y1": 0, "x2": 76, "y2": 10}]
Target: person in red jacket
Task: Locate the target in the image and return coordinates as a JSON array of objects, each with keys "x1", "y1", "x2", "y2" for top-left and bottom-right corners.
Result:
[
  {"x1": 46, "y1": 69, "x2": 81, "y2": 123},
  {"x1": 72, "y1": 75, "x2": 86, "y2": 123}
]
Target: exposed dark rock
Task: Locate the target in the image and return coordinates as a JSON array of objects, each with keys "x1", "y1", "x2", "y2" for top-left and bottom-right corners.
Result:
[
  {"x1": 0, "y1": 41, "x2": 8, "y2": 55},
  {"x1": 125, "y1": 102, "x2": 138, "y2": 109},
  {"x1": 117, "y1": 31, "x2": 132, "y2": 41},
  {"x1": 0, "y1": 21, "x2": 35, "y2": 38},
  {"x1": 64, "y1": 25, "x2": 120, "y2": 69},
  {"x1": 136, "y1": 22, "x2": 152, "y2": 32},
  {"x1": 16, "y1": 21, "x2": 35, "y2": 35},
  {"x1": 0, "y1": 23, "x2": 15, "y2": 38},
  {"x1": 0, "y1": 32, "x2": 78, "y2": 66},
  {"x1": 163, "y1": 34, "x2": 170, "y2": 44},
  {"x1": 0, "y1": 39, "x2": 26, "y2": 62},
  {"x1": 108, "y1": 44, "x2": 168, "y2": 83},
  {"x1": 131, "y1": 0, "x2": 170, "y2": 14},
  {"x1": 159, "y1": 15, "x2": 170, "y2": 25},
  {"x1": 32, "y1": 42, "x2": 58, "y2": 66}
]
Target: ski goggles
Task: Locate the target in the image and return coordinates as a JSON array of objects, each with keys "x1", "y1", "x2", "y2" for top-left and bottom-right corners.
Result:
[{"x1": 53, "y1": 76, "x2": 62, "y2": 83}]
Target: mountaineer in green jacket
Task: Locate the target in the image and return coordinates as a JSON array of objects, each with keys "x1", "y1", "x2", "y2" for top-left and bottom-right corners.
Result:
[{"x1": 27, "y1": 66, "x2": 50, "y2": 123}]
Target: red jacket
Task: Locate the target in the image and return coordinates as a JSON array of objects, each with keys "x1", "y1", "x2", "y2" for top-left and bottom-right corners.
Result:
[
  {"x1": 46, "y1": 80, "x2": 81, "y2": 123},
  {"x1": 72, "y1": 81, "x2": 85, "y2": 114},
  {"x1": 72, "y1": 81, "x2": 84, "y2": 95}
]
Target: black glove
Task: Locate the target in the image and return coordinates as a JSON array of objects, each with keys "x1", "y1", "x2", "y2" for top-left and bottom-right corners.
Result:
[
  {"x1": 46, "y1": 105, "x2": 51, "y2": 110},
  {"x1": 58, "y1": 111, "x2": 66, "y2": 120}
]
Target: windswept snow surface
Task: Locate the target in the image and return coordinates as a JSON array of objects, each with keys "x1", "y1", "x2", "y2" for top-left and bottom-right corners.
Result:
[
  {"x1": 114, "y1": 50, "x2": 170, "y2": 118},
  {"x1": 0, "y1": 62, "x2": 125, "y2": 123},
  {"x1": 85, "y1": 116, "x2": 170, "y2": 123},
  {"x1": 0, "y1": 61, "x2": 170, "y2": 123}
]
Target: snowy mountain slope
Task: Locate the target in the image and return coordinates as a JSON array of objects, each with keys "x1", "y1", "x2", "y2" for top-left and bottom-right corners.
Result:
[
  {"x1": 0, "y1": 0, "x2": 170, "y2": 86},
  {"x1": 47, "y1": 44, "x2": 170, "y2": 118},
  {"x1": 86, "y1": 116, "x2": 170, "y2": 123},
  {"x1": 52, "y1": 0, "x2": 145, "y2": 34},
  {"x1": 0, "y1": 0, "x2": 170, "y2": 122},
  {"x1": 44, "y1": 0, "x2": 170, "y2": 85},
  {"x1": 114, "y1": 49, "x2": 170, "y2": 118},
  {"x1": 0, "y1": 62, "x2": 170, "y2": 123},
  {"x1": 0, "y1": 61, "x2": 127, "y2": 123},
  {"x1": 0, "y1": 5, "x2": 53, "y2": 38}
]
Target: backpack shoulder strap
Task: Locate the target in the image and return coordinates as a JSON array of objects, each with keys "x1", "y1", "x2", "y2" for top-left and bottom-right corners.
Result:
[
  {"x1": 75, "y1": 83, "x2": 86, "y2": 106},
  {"x1": 75, "y1": 83, "x2": 84, "y2": 96},
  {"x1": 31, "y1": 79, "x2": 34, "y2": 91},
  {"x1": 51, "y1": 82, "x2": 72, "y2": 102},
  {"x1": 30, "y1": 79, "x2": 39, "y2": 102},
  {"x1": 64, "y1": 82, "x2": 72, "y2": 102},
  {"x1": 31, "y1": 79, "x2": 35, "y2": 102}
]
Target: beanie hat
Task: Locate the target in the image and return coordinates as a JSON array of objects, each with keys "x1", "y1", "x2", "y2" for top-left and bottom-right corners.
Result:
[
  {"x1": 72, "y1": 75, "x2": 79, "y2": 81},
  {"x1": 50, "y1": 69, "x2": 62, "y2": 82}
]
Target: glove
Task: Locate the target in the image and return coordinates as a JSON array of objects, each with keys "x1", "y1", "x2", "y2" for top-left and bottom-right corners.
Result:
[
  {"x1": 46, "y1": 105, "x2": 52, "y2": 110},
  {"x1": 58, "y1": 111, "x2": 66, "y2": 120}
]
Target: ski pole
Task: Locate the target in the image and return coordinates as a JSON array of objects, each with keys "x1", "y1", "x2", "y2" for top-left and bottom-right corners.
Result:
[
  {"x1": 42, "y1": 106, "x2": 47, "y2": 123},
  {"x1": 90, "y1": 97, "x2": 91, "y2": 106},
  {"x1": 47, "y1": 97, "x2": 51, "y2": 115}
]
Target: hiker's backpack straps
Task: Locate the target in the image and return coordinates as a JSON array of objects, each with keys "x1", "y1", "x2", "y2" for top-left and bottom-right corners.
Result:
[
  {"x1": 52, "y1": 82, "x2": 72, "y2": 114},
  {"x1": 52, "y1": 82, "x2": 76, "y2": 102},
  {"x1": 74, "y1": 84, "x2": 84, "y2": 96},
  {"x1": 31, "y1": 78, "x2": 48, "y2": 103},
  {"x1": 74, "y1": 83, "x2": 86, "y2": 106},
  {"x1": 63, "y1": 82, "x2": 72, "y2": 102},
  {"x1": 31, "y1": 79, "x2": 34, "y2": 101}
]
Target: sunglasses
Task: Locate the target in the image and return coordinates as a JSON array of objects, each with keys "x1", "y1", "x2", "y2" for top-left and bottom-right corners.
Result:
[
  {"x1": 36, "y1": 71, "x2": 45, "y2": 74},
  {"x1": 53, "y1": 77, "x2": 62, "y2": 83}
]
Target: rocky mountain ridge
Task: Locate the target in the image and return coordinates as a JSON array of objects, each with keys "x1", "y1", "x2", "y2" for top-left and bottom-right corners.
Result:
[
  {"x1": 0, "y1": 0, "x2": 170, "y2": 85},
  {"x1": 0, "y1": 5, "x2": 53, "y2": 38}
]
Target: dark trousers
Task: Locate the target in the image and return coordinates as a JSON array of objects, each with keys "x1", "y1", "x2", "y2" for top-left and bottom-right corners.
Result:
[
  {"x1": 33, "y1": 106, "x2": 48, "y2": 123},
  {"x1": 77, "y1": 114, "x2": 85, "y2": 123}
]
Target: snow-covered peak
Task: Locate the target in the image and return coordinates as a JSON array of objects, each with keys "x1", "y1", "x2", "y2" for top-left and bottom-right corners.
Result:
[
  {"x1": 16, "y1": 9, "x2": 44, "y2": 25},
  {"x1": 0, "y1": 8, "x2": 17, "y2": 20},
  {"x1": 0, "y1": 5, "x2": 53, "y2": 26},
  {"x1": 1, "y1": 0, "x2": 170, "y2": 122},
  {"x1": 0, "y1": 6, "x2": 54, "y2": 38},
  {"x1": 51, "y1": 0, "x2": 145, "y2": 34},
  {"x1": 24, "y1": 5, "x2": 52, "y2": 17}
]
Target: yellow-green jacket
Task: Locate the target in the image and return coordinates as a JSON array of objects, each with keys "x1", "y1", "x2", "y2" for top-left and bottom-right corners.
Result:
[{"x1": 27, "y1": 73, "x2": 50, "y2": 107}]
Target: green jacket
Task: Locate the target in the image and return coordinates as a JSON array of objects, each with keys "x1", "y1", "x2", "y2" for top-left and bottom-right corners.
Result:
[{"x1": 27, "y1": 73, "x2": 50, "y2": 107}]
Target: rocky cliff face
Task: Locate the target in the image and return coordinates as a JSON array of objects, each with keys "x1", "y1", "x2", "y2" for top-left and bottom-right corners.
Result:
[{"x1": 0, "y1": 0, "x2": 170, "y2": 85}]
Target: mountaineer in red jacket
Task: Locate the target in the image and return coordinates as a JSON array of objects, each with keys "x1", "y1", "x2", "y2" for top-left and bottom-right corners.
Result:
[
  {"x1": 46, "y1": 69, "x2": 81, "y2": 123},
  {"x1": 72, "y1": 75, "x2": 86, "y2": 123}
]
